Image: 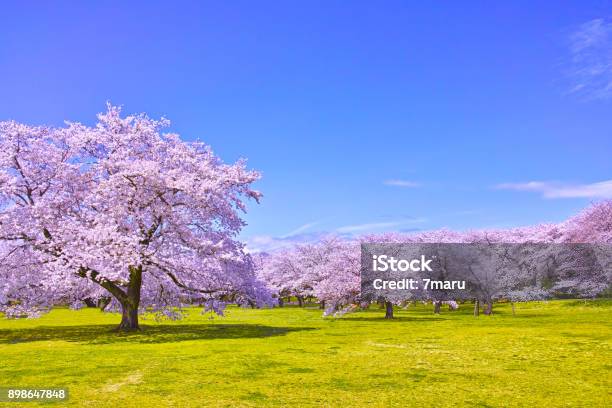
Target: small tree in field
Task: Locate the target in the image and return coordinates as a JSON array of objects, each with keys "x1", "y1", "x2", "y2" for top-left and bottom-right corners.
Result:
[
  {"x1": 257, "y1": 238, "x2": 353, "y2": 309},
  {"x1": 256, "y1": 247, "x2": 310, "y2": 306},
  {"x1": 0, "y1": 105, "x2": 271, "y2": 330},
  {"x1": 310, "y1": 240, "x2": 361, "y2": 316}
]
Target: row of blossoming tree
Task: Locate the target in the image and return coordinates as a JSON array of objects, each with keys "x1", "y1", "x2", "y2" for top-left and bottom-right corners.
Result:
[
  {"x1": 256, "y1": 200, "x2": 611, "y2": 318},
  {"x1": 1, "y1": 106, "x2": 610, "y2": 329}
]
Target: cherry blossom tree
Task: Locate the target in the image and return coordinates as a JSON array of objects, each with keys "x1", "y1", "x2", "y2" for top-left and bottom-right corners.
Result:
[
  {"x1": 257, "y1": 238, "x2": 353, "y2": 309},
  {"x1": 456, "y1": 227, "x2": 559, "y2": 315},
  {"x1": 253, "y1": 202, "x2": 609, "y2": 320},
  {"x1": 310, "y1": 240, "x2": 361, "y2": 316},
  {"x1": 454, "y1": 213, "x2": 611, "y2": 315},
  {"x1": 557, "y1": 200, "x2": 612, "y2": 298},
  {"x1": 563, "y1": 200, "x2": 612, "y2": 243},
  {"x1": 256, "y1": 248, "x2": 309, "y2": 306},
  {"x1": 0, "y1": 105, "x2": 271, "y2": 330}
]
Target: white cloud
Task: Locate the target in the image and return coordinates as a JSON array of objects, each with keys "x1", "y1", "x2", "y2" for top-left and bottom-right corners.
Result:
[
  {"x1": 336, "y1": 218, "x2": 426, "y2": 233},
  {"x1": 245, "y1": 221, "x2": 324, "y2": 252},
  {"x1": 244, "y1": 218, "x2": 427, "y2": 253},
  {"x1": 496, "y1": 180, "x2": 612, "y2": 199},
  {"x1": 245, "y1": 217, "x2": 428, "y2": 252},
  {"x1": 244, "y1": 231, "x2": 327, "y2": 253},
  {"x1": 567, "y1": 18, "x2": 612, "y2": 100},
  {"x1": 279, "y1": 221, "x2": 319, "y2": 238},
  {"x1": 383, "y1": 179, "x2": 421, "y2": 187}
]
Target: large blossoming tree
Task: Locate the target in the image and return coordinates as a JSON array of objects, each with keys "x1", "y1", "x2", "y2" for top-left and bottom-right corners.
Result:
[{"x1": 0, "y1": 105, "x2": 271, "y2": 330}]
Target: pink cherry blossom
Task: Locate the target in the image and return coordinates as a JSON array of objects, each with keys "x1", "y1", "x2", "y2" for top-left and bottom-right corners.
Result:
[{"x1": 0, "y1": 105, "x2": 271, "y2": 329}]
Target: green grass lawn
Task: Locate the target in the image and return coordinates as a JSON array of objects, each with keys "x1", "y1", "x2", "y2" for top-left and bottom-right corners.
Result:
[{"x1": 0, "y1": 300, "x2": 610, "y2": 407}]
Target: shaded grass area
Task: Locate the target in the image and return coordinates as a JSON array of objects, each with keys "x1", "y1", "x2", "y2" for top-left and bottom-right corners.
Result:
[
  {"x1": 0, "y1": 300, "x2": 610, "y2": 407},
  {"x1": 0, "y1": 324, "x2": 314, "y2": 345}
]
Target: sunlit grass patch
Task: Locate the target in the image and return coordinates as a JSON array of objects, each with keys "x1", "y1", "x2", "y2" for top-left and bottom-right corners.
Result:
[{"x1": 0, "y1": 300, "x2": 610, "y2": 407}]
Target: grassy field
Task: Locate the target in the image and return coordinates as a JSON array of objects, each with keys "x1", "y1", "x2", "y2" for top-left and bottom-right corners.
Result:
[{"x1": 0, "y1": 300, "x2": 610, "y2": 407}]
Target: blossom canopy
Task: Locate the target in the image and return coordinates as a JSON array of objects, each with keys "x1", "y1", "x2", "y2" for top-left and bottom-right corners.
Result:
[{"x1": 0, "y1": 105, "x2": 271, "y2": 328}]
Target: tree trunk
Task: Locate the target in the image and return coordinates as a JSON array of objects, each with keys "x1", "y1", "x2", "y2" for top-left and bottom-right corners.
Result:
[
  {"x1": 319, "y1": 300, "x2": 326, "y2": 310},
  {"x1": 297, "y1": 296, "x2": 304, "y2": 307},
  {"x1": 278, "y1": 297, "x2": 284, "y2": 307},
  {"x1": 118, "y1": 302, "x2": 139, "y2": 330},
  {"x1": 384, "y1": 301, "x2": 394, "y2": 319},
  {"x1": 117, "y1": 266, "x2": 142, "y2": 331},
  {"x1": 433, "y1": 301, "x2": 441, "y2": 314},
  {"x1": 511, "y1": 302, "x2": 516, "y2": 316},
  {"x1": 83, "y1": 298, "x2": 97, "y2": 308},
  {"x1": 473, "y1": 299, "x2": 480, "y2": 317},
  {"x1": 483, "y1": 301, "x2": 493, "y2": 316},
  {"x1": 98, "y1": 297, "x2": 111, "y2": 311}
]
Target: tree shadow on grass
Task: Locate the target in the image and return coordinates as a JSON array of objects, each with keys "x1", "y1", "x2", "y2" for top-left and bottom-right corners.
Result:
[{"x1": 0, "y1": 324, "x2": 317, "y2": 345}]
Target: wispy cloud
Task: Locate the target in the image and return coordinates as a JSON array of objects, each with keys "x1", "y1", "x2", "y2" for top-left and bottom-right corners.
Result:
[
  {"x1": 336, "y1": 218, "x2": 426, "y2": 233},
  {"x1": 246, "y1": 218, "x2": 428, "y2": 252},
  {"x1": 245, "y1": 231, "x2": 327, "y2": 253},
  {"x1": 496, "y1": 180, "x2": 612, "y2": 199},
  {"x1": 383, "y1": 179, "x2": 421, "y2": 187},
  {"x1": 279, "y1": 221, "x2": 319, "y2": 239},
  {"x1": 566, "y1": 18, "x2": 612, "y2": 100}
]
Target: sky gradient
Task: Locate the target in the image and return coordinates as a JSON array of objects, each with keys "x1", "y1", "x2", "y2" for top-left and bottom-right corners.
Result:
[{"x1": 1, "y1": 1, "x2": 611, "y2": 251}]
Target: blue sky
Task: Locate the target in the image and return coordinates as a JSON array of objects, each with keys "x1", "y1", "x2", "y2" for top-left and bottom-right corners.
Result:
[{"x1": 1, "y1": 1, "x2": 611, "y2": 251}]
